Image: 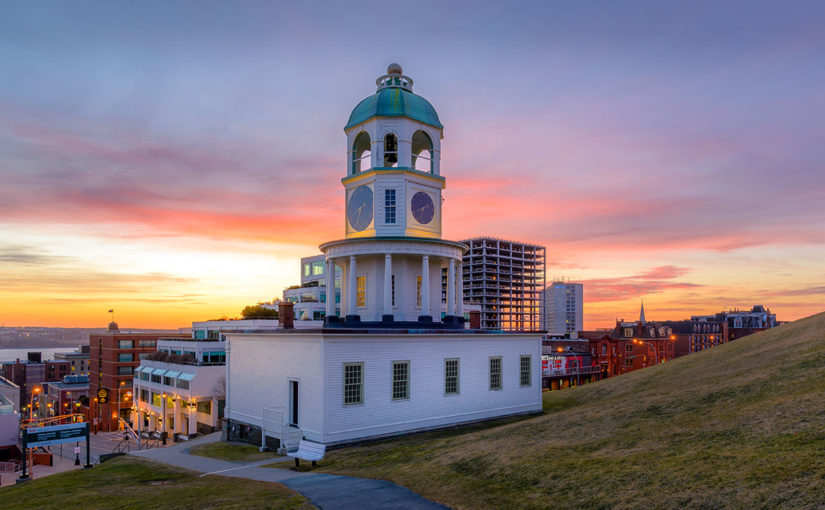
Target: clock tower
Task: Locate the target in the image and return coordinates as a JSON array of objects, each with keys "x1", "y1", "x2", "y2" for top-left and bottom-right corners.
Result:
[
  {"x1": 342, "y1": 63, "x2": 445, "y2": 239},
  {"x1": 321, "y1": 64, "x2": 466, "y2": 328}
]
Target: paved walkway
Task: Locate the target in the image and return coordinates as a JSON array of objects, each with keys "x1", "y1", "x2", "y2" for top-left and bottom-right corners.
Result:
[{"x1": 131, "y1": 433, "x2": 449, "y2": 510}]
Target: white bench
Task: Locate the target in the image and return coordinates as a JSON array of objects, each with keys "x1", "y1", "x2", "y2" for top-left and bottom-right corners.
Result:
[{"x1": 288, "y1": 440, "x2": 326, "y2": 468}]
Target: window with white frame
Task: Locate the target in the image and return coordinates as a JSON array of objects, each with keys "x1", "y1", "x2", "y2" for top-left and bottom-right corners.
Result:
[
  {"x1": 385, "y1": 189, "x2": 396, "y2": 224},
  {"x1": 520, "y1": 355, "x2": 531, "y2": 387},
  {"x1": 344, "y1": 363, "x2": 363, "y2": 405},
  {"x1": 445, "y1": 358, "x2": 459, "y2": 395},
  {"x1": 392, "y1": 361, "x2": 409, "y2": 400},
  {"x1": 489, "y1": 357, "x2": 502, "y2": 390}
]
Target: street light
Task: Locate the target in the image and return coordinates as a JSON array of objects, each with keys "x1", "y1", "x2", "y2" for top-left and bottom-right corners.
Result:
[
  {"x1": 633, "y1": 339, "x2": 659, "y2": 365},
  {"x1": 161, "y1": 393, "x2": 167, "y2": 445},
  {"x1": 26, "y1": 386, "x2": 41, "y2": 479}
]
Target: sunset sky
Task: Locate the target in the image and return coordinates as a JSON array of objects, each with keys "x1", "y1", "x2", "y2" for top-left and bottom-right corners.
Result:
[{"x1": 2, "y1": 1, "x2": 824, "y2": 329}]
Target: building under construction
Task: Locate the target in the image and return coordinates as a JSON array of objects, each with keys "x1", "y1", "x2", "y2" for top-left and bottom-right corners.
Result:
[{"x1": 461, "y1": 237, "x2": 546, "y2": 331}]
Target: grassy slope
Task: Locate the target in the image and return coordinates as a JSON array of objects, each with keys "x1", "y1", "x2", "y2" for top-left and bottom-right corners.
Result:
[
  {"x1": 319, "y1": 311, "x2": 825, "y2": 509},
  {"x1": 1, "y1": 456, "x2": 313, "y2": 509}
]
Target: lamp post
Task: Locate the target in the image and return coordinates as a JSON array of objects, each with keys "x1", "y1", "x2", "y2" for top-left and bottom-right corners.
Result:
[
  {"x1": 27, "y1": 386, "x2": 41, "y2": 479},
  {"x1": 633, "y1": 339, "x2": 659, "y2": 365}
]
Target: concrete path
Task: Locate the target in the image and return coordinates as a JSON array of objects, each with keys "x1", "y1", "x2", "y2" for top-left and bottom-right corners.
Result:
[{"x1": 131, "y1": 433, "x2": 449, "y2": 510}]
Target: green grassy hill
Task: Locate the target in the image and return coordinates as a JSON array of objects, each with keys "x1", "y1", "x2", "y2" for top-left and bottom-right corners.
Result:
[{"x1": 320, "y1": 311, "x2": 825, "y2": 509}]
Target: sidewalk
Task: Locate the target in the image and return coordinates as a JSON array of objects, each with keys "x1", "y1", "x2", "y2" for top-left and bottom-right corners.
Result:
[{"x1": 132, "y1": 433, "x2": 450, "y2": 509}]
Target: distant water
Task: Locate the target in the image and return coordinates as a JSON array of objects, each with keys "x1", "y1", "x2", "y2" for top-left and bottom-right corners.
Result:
[{"x1": 0, "y1": 347, "x2": 70, "y2": 363}]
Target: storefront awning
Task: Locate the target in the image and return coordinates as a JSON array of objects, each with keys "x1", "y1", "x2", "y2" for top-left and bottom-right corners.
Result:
[
  {"x1": 164, "y1": 371, "x2": 181, "y2": 379},
  {"x1": 151, "y1": 368, "x2": 168, "y2": 376},
  {"x1": 178, "y1": 372, "x2": 196, "y2": 381}
]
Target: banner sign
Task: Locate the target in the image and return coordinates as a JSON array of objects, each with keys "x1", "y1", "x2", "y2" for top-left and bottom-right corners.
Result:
[
  {"x1": 97, "y1": 387, "x2": 109, "y2": 403},
  {"x1": 25, "y1": 423, "x2": 88, "y2": 448}
]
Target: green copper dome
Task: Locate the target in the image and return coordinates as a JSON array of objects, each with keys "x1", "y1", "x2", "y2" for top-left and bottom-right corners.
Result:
[{"x1": 345, "y1": 65, "x2": 443, "y2": 131}]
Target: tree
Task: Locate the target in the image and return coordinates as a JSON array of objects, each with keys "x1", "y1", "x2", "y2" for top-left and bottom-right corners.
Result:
[{"x1": 240, "y1": 304, "x2": 278, "y2": 319}]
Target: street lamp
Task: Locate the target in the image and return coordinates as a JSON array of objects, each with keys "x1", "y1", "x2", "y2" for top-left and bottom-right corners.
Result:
[
  {"x1": 26, "y1": 386, "x2": 41, "y2": 479},
  {"x1": 633, "y1": 339, "x2": 659, "y2": 365}
]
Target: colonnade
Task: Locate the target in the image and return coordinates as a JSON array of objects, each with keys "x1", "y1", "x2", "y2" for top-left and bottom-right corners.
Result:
[{"x1": 324, "y1": 253, "x2": 464, "y2": 321}]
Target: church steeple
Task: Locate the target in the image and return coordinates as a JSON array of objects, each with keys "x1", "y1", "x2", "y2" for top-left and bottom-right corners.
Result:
[{"x1": 639, "y1": 300, "x2": 646, "y2": 324}]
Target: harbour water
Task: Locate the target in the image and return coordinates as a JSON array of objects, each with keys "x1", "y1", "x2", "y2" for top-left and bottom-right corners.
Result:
[{"x1": 0, "y1": 347, "x2": 71, "y2": 363}]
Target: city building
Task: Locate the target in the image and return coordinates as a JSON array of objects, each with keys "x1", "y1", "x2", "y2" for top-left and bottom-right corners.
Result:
[
  {"x1": 0, "y1": 376, "x2": 19, "y2": 413},
  {"x1": 1, "y1": 353, "x2": 70, "y2": 412},
  {"x1": 0, "y1": 393, "x2": 18, "y2": 459},
  {"x1": 133, "y1": 337, "x2": 225, "y2": 440},
  {"x1": 43, "y1": 375, "x2": 89, "y2": 418},
  {"x1": 461, "y1": 237, "x2": 546, "y2": 331},
  {"x1": 584, "y1": 304, "x2": 676, "y2": 377},
  {"x1": 283, "y1": 254, "x2": 341, "y2": 322},
  {"x1": 53, "y1": 345, "x2": 90, "y2": 375},
  {"x1": 689, "y1": 305, "x2": 777, "y2": 352},
  {"x1": 88, "y1": 322, "x2": 188, "y2": 432},
  {"x1": 541, "y1": 281, "x2": 583, "y2": 336},
  {"x1": 541, "y1": 338, "x2": 601, "y2": 390},
  {"x1": 225, "y1": 64, "x2": 542, "y2": 449}
]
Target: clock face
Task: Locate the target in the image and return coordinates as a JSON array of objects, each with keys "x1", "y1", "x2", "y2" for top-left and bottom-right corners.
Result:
[
  {"x1": 411, "y1": 191, "x2": 435, "y2": 225},
  {"x1": 347, "y1": 185, "x2": 374, "y2": 231}
]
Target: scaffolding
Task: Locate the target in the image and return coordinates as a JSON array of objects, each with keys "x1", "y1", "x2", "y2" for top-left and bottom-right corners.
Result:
[{"x1": 461, "y1": 237, "x2": 546, "y2": 331}]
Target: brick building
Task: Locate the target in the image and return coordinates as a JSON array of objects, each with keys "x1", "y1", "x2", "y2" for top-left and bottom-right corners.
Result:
[
  {"x1": 583, "y1": 305, "x2": 676, "y2": 377},
  {"x1": 1, "y1": 353, "x2": 71, "y2": 412},
  {"x1": 89, "y1": 322, "x2": 188, "y2": 432}
]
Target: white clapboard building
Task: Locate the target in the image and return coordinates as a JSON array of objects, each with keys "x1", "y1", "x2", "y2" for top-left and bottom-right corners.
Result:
[{"x1": 225, "y1": 64, "x2": 542, "y2": 448}]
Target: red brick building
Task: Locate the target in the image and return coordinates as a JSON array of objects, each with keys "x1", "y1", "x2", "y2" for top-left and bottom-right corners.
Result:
[
  {"x1": 88, "y1": 322, "x2": 188, "y2": 432},
  {"x1": 583, "y1": 315, "x2": 676, "y2": 378}
]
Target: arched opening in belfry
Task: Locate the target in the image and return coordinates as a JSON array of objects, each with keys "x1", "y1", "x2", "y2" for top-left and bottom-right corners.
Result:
[
  {"x1": 352, "y1": 132, "x2": 372, "y2": 174},
  {"x1": 383, "y1": 133, "x2": 398, "y2": 167},
  {"x1": 411, "y1": 130, "x2": 433, "y2": 173}
]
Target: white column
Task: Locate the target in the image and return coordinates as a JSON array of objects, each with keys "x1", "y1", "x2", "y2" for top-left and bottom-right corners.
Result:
[
  {"x1": 383, "y1": 254, "x2": 392, "y2": 317},
  {"x1": 421, "y1": 255, "x2": 430, "y2": 317},
  {"x1": 173, "y1": 398, "x2": 182, "y2": 434},
  {"x1": 188, "y1": 403, "x2": 197, "y2": 434},
  {"x1": 456, "y1": 261, "x2": 464, "y2": 317},
  {"x1": 447, "y1": 259, "x2": 456, "y2": 316},
  {"x1": 325, "y1": 258, "x2": 335, "y2": 317},
  {"x1": 348, "y1": 255, "x2": 357, "y2": 316}
]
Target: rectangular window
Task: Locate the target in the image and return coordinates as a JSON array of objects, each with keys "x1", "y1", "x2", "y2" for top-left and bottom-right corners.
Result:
[
  {"x1": 312, "y1": 260, "x2": 325, "y2": 275},
  {"x1": 303, "y1": 263, "x2": 310, "y2": 277},
  {"x1": 385, "y1": 189, "x2": 396, "y2": 224},
  {"x1": 151, "y1": 392, "x2": 161, "y2": 407},
  {"x1": 163, "y1": 376, "x2": 174, "y2": 386},
  {"x1": 197, "y1": 401, "x2": 211, "y2": 414},
  {"x1": 416, "y1": 275, "x2": 422, "y2": 307},
  {"x1": 489, "y1": 357, "x2": 502, "y2": 390},
  {"x1": 391, "y1": 275, "x2": 395, "y2": 307},
  {"x1": 625, "y1": 358, "x2": 634, "y2": 368},
  {"x1": 118, "y1": 353, "x2": 133, "y2": 362},
  {"x1": 140, "y1": 389, "x2": 148, "y2": 402},
  {"x1": 118, "y1": 340, "x2": 133, "y2": 349},
  {"x1": 176, "y1": 379, "x2": 190, "y2": 390},
  {"x1": 520, "y1": 355, "x2": 531, "y2": 387},
  {"x1": 117, "y1": 366, "x2": 133, "y2": 376},
  {"x1": 445, "y1": 358, "x2": 459, "y2": 395},
  {"x1": 356, "y1": 275, "x2": 366, "y2": 308},
  {"x1": 138, "y1": 340, "x2": 156, "y2": 347},
  {"x1": 344, "y1": 363, "x2": 363, "y2": 405},
  {"x1": 140, "y1": 372, "x2": 150, "y2": 381},
  {"x1": 392, "y1": 361, "x2": 409, "y2": 400},
  {"x1": 151, "y1": 374, "x2": 161, "y2": 384},
  {"x1": 625, "y1": 343, "x2": 633, "y2": 353}
]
